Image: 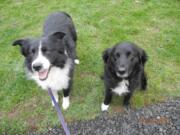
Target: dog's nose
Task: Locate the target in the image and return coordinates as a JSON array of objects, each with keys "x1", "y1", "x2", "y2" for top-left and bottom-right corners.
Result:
[
  {"x1": 32, "y1": 63, "x2": 42, "y2": 71},
  {"x1": 118, "y1": 67, "x2": 126, "y2": 75}
]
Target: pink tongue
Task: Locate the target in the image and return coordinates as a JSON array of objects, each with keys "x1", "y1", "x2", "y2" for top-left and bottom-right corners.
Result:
[{"x1": 38, "y1": 70, "x2": 48, "y2": 80}]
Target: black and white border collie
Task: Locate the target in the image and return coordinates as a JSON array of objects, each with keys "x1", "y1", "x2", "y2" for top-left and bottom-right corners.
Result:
[
  {"x1": 101, "y1": 42, "x2": 148, "y2": 111},
  {"x1": 12, "y1": 12, "x2": 79, "y2": 110}
]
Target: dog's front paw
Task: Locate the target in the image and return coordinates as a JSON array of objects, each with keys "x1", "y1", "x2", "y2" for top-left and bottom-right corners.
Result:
[
  {"x1": 62, "y1": 97, "x2": 70, "y2": 110},
  {"x1": 101, "y1": 103, "x2": 109, "y2": 111}
]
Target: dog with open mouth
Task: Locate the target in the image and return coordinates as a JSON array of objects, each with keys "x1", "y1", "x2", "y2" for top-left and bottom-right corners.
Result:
[
  {"x1": 12, "y1": 12, "x2": 79, "y2": 110},
  {"x1": 101, "y1": 42, "x2": 148, "y2": 111}
]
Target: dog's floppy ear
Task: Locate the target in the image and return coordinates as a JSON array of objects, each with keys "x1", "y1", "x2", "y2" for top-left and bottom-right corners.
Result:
[
  {"x1": 50, "y1": 32, "x2": 66, "y2": 39},
  {"x1": 138, "y1": 48, "x2": 148, "y2": 66},
  {"x1": 102, "y1": 48, "x2": 112, "y2": 63},
  {"x1": 12, "y1": 39, "x2": 30, "y2": 57}
]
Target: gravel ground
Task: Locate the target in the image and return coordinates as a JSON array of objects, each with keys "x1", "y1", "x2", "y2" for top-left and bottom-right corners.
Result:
[{"x1": 30, "y1": 99, "x2": 180, "y2": 135}]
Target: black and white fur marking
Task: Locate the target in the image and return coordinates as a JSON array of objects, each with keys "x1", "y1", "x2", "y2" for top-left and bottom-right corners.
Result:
[
  {"x1": 12, "y1": 12, "x2": 79, "y2": 110},
  {"x1": 101, "y1": 42, "x2": 148, "y2": 111}
]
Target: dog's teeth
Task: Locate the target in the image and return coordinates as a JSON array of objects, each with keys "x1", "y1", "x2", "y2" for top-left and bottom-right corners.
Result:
[
  {"x1": 101, "y1": 103, "x2": 109, "y2": 111},
  {"x1": 62, "y1": 96, "x2": 70, "y2": 110},
  {"x1": 74, "y1": 59, "x2": 80, "y2": 65}
]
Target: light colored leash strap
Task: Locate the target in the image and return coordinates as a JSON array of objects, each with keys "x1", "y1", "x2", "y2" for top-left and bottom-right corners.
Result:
[{"x1": 48, "y1": 88, "x2": 71, "y2": 135}]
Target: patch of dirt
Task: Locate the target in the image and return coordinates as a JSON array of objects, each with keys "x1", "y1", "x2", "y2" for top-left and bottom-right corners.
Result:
[
  {"x1": 80, "y1": 72, "x2": 97, "y2": 78},
  {"x1": 26, "y1": 115, "x2": 44, "y2": 132},
  {"x1": 112, "y1": 106, "x2": 125, "y2": 113},
  {"x1": 6, "y1": 97, "x2": 46, "y2": 132},
  {"x1": 146, "y1": 27, "x2": 160, "y2": 33},
  {"x1": 7, "y1": 97, "x2": 42, "y2": 120},
  {"x1": 8, "y1": 107, "x2": 20, "y2": 119},
  {"x1": 139, "y1": 116, "x2": 170, "y2": 125}
]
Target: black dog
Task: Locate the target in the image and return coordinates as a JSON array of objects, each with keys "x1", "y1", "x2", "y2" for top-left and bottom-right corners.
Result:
[
  {"x1": 101, "y1": 42, "x2": 147, "y2": 111},
  {"x1": 12, "y1": 12, "x2": 79, "y2": 110}
]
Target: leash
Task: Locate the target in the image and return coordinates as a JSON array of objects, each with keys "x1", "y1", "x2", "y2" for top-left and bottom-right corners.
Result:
[{"x1": 48, "y1": 88, "x2": 71, "y2": 135}]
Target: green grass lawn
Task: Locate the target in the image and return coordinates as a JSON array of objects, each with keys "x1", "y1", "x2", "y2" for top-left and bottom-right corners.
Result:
[{"x1": 0, "y1": 0, "x2": 179, "y2": 134}]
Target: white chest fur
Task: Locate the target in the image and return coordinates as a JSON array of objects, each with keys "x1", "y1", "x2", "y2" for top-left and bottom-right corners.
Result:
[
  {"x1": 28, "y1": 60, "x2": 71, "y2": 91},
  {"x1": 112, "y1": 80, "x2": 129, "y2": 96}
]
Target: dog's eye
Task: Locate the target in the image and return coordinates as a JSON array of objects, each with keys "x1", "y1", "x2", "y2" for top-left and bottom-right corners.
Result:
[
  {"x1": 41, "y1": 47, "x2": 47, "y2": 53},
  {"x1": 116, "y1": 53, "x2": 120, "y2": 58},
  {"x1": 127, "y1": 51, "x2": 131, "y2": 57},
  {"x1": 58, "y1": 50, "x2": 64, "y2": 54},
  {"x1": 31, "y1": 49, "x2": 35, "y2": 54}
]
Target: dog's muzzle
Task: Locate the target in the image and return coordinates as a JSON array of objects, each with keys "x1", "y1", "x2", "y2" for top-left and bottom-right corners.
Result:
[
  {"x1": 116, "y1": 67, "x2": 128, "y2": 78},
  {"x1": 32, "y1": 62, "x2": 51, "y2": 81}
]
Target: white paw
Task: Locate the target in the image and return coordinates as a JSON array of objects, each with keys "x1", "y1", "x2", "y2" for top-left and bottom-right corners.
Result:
[
  {"x1": 51, "y1": 98, "x2": 59, "y2": 106},
  {"x1": 74, "y1": 59, "x2": 80, "y2": 65},
  {"x1": 62, "y1": 97, "x2": 70, "y2": 110},
  {"x1": 101, "y1": 103, "x2": 109, "y2": 111}
]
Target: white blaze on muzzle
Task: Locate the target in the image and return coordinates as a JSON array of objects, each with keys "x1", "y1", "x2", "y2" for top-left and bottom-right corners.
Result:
[{"x1": 32, "y1": 40, "x2": 51, "y2": 80}]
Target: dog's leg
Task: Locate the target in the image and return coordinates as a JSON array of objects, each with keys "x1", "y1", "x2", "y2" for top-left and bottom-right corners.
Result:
[
  {"x1": 66, "y1": 39, "x2": 79, "y2": 64},
  {"x1": 62, "y1": 88, "x2": 71, "y2": 110},
  {"x1": 141, "y1": 71, "x2": 147, "y2": 90},
  {"x1": 101, "y1": 89, "x2": 112, "y2": 111},
  {"x1": 51, "y1": 90, "x2": 59, "y2": 106},
  {"x1": 123, "y1": 93, "x2": 132, "y2": 107}
]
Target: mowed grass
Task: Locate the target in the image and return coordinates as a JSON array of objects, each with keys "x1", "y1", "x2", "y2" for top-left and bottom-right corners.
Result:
[{"x1": 0, "y1": 0, "x2": 179, "y2": 134}]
